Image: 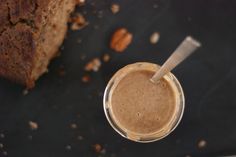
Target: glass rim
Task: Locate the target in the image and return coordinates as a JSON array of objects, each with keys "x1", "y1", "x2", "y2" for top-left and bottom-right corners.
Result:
[{"x1": 103, "y1": 62, "x2": 185, "y2": 143}]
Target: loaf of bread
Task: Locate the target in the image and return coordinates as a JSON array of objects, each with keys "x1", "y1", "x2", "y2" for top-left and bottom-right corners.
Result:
[{"x1": 0, "y1": 0, "x2": 77, "y2": 88}]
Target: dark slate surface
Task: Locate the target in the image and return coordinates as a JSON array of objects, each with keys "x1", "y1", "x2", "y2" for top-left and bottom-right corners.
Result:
[{"x1": 0, "y1": 0, "x2": 236, "y2": 156}]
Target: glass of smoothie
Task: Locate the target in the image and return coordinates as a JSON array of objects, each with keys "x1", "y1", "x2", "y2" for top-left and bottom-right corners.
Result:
[{"x1": 103, "y1": 62, "x2": 184, "y2": 143}]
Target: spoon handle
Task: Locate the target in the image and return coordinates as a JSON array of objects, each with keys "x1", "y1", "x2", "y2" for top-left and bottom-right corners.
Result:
[{"x1": 151, "y1": 36, "x2": 201, "y2": 83}]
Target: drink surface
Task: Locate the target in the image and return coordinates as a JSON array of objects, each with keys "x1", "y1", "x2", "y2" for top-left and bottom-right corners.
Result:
[{"x1": 111, "y1": 70, "x2": 177, "y2": 135}]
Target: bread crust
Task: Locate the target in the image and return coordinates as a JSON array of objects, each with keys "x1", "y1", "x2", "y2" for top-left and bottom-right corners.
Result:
[{"x1": 0, "y1": 0, "x2": 76, "y2": 88}]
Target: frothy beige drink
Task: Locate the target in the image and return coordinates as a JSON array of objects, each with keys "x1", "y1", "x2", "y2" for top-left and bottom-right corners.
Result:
[
  {"x1": 111, "y1": 70, "x2": 176, "y2": 134},
  {"x1": 104, "y1": 62, "x2": 184, "y2": 142}
]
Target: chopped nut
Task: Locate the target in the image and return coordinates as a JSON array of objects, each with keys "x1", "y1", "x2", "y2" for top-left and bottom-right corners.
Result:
[
  {"x1": 29, "y1": 121, "x2": 38, "y2": 130},
  {"x1": 185, "y1": 155, "x2": 191, "y2": 157},
  {"x1": 70, "y1": 123, "x2": 77, "y2": 129},
  {"x1": 84, "y1": 58, "x2": 101, "y2": 72},
  {"x1": 111, "y1": 4, "x2": 120, "y2": 14},
  {"x1": 110, "y1": 28, "x2": 133, "y2": 52},
  {"x1": 70, "y1": 13, "x2": 88, "y2": 31},
  {"x1": 150, "y1": 32, "x2": 160, "y2": 44},
  {"x1": 76, "y1": 0, "x2": 85, "y2": 6},
  {"x1": 81, "y1": 75, "x2": 91, "y2": 83},
  {"x1": 22, "y1": 89, "x2": 29, "y2": 95},
  {"x1": 103, "y1": 54, "x2": 110, "y2": 62},
  {"x1": 0, "y1": 143, "x2": 3, "y2": 148},
  {"x1": 93, "y1": 144, "x2": 102, "y2": 153},
  {"x1": 198, "y1": 139, "x2": 207, "y2": 149}
]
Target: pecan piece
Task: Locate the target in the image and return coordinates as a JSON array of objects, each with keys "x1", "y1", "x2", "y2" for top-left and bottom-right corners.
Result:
[{"x1": 110, "y1": 28, "x2": 133, "y2": 52}]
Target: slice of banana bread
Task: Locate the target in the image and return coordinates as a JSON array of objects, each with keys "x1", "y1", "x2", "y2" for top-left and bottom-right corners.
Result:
[{"x1": 0, "y1": 0, "x2": 77, "y2": 88}]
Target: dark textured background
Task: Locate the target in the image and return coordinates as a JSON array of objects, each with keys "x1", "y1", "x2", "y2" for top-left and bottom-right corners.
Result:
[{"x1": 1, "y1": 0, "x2": 236, "y2": 156}]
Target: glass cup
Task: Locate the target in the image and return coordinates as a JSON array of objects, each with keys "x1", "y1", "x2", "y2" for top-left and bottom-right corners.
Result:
[{"x1": 103, "y1": 62, "x2": 185, "y2": 143}]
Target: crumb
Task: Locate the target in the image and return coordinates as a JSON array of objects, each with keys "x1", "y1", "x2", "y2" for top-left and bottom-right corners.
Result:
[
  {"x1": 110, "y1": 28, "x2": 133, "y2": 52},
  {"x1": 198, "y1": 139, "x2": 207, "y2": 149},
  {"x1": 103, "y1": 54, "x2": 110, "y2": 62},
  {"x1": 84, "y1": 58, "x2": 101, "y2": 72},
  {"x1": 93, "y1": 144, "x2": 102, "y2": 153},
  {"x1": 187, "y1": 17, "x2": 192, "y2": 22},
  {"x1": 153, "y1": 4, "x2": 158, "y2": 9},
  {"x1": 29, "y1": 121, "x2": 38, "y2": 130},
  {"x1": 0, "y1": 133, "x2": 5, "y2": 138},
  {"x1": 185, "y1": 155, "x2": 191, "y2": 157},
  {"x1": 90, "y1": 1, "x2": 95, "y2": 6},
  {"x1": 76, "y1": 0, "x2": 85, "y2": 6},
  {"x1": 100, "y1": 148, "x2": 106, "y2": 155},
  {"x1": 97, "y1": 10, "x2": 103, "y2": 18},
  {"x1": 80, "y1": 54, "x2": 86, "y2": 60},
  {"x1": 0, "y1": 143, "x2": 3, "y2": 148},
  {"x1": 92, "y1": 10, "x2": 97, "y2": 14},
  {"x1": 111, "y1": 154, "x2": 117, "y2": 157},
  {"x1": 77, "y1": 135, "x2": 83, "y2": 140},
  {"x1": 82, "y1": 10, "x2": 87, "y2": 15},
  {"x1": 111, "y1": 4, "x2": 120, "y2": 14},
  {"x1": 94, "y1": 25, "x2": 99, "y2": 30},
  {"x1": 65, "y1": 145, "x2": 71, "y2": 150},
  {"x1": 70, "y1": 13, "x2": 88, "y2": 31},
  {"x1": 70, "y1": 123, "x2": 77, "y2": 129},
  {"x1": 28, "y1": 135, "x2": 33, "y2": 140},
  {"x1": 77, "y1": 38, "x2": 82, "y2": 43},
  {"x1": 22, "y1": 89, "x2": 29, "y2": 95},
  {"x1": 150, "y1": 32, "x2": 160, "y2": 44},
  {"x1": 81, "y1": 75, "x2": 91, "y2": 83},
  {"x1": 58, "y1": 66, "x2": 66, "y2": 77},
  {"x1": 2, "y1": 151, "x2": 7, "y2": 156}
]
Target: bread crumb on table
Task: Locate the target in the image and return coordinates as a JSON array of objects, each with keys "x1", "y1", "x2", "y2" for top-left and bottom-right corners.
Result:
[
  {"x1": 29, "y1": 121, "x2": 38, "y2": 130},
  {"x1": 197, "y1": 139, "x2": 207, "y2": 149},
  {"x1": 153, "y1": 4, "x2": 159, "y2": 9},
  {"x1": 93, "y1": 144, "x2": 102, "y2": 153},
  {"x1": 111, "y1": 3, "x2": 120, "y2": 14},
  {"x1": 77, "y1": 135, "x2": 83, "y2": 140},
  {"x1": 81, "y1": 75, "x2": 91, "y2": 83},
  {"x1": 150, "y1": 32, "x2": 160, "y2": 44},
  {"x1": 70, "y1": 123, "x2": 77, "y2": 129},
  {"x1": 2, "y1": 151, "x2": 7, "y2": 156},
  {"x1": 70, "y1": 13, "x2": 88, "y2": 31},
  {"x1": 76, "y1": 0, "x2": 85, "y2": 6},
  {"x1": 28, "y1": 135, "x2": 33, "y2": 140},
  {"x1": 65, "y1": 145, "x2": 71, "y2": 150},
  {"x1": 0, "y1": 133, "x2": 5, "y2": 138},
  {"x1": 84, "y1": 58, "x2": 101, "y2": 72},
  {"x1": 22, "y1": 89, "x2": 29, "y2": 95},
  {"x1": 103, "y1": 54, "x2": 110, "y2": 62}
]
